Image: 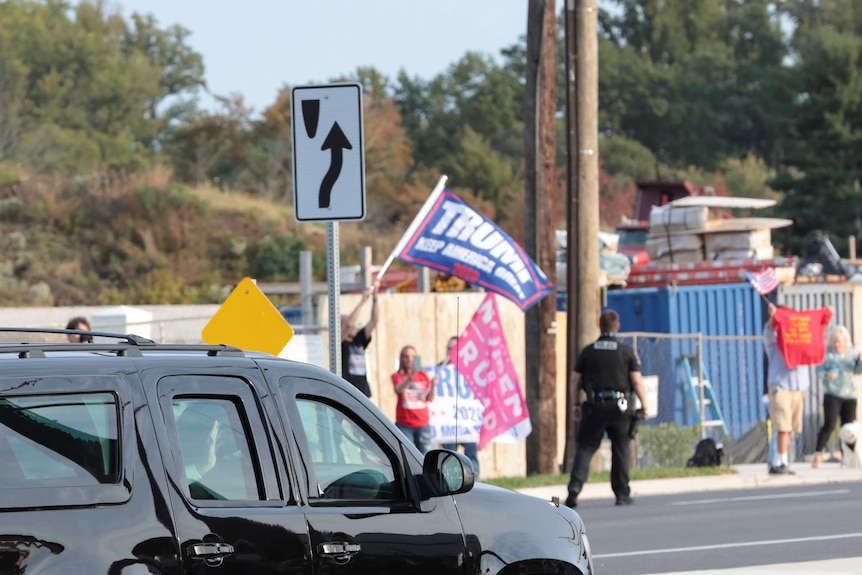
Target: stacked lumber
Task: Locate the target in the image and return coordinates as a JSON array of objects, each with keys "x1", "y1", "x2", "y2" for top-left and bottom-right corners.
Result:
[{"x1": 645, "y1": 199, "x2": 790, "y2": 264}]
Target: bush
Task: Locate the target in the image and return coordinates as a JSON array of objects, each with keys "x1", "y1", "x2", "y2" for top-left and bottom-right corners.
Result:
[
  {"x1": 0, "y1": 163, "x2": 23, "y2": 188},
  {"x1": 133, "y1": 183, "x2": 206, "y2": 218},
  {"x1": 248, "y1": 234, "x2": 307, "y2": 280},
  {"x1": 0, "y1": 198, "x2": 25, "y2": 223},
  {"x1": 636, "y1": 422, "x2": 701, "y2": 468}
]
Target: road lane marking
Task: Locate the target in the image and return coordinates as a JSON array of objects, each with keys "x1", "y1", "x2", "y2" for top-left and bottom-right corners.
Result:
[
  {"x1": 672, "y1": 489, "x2": 850, "y2": 506},
  {"x1": 593, "y1": 532, "x2": 862, "y2": 559}
]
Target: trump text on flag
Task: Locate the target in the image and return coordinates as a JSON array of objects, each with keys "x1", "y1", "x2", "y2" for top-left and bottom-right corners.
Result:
[{"x1": 398, "y1": 189, "x2": 551, "y2": 311}]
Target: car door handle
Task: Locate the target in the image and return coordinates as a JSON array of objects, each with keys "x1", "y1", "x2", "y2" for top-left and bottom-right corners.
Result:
[
  {"x1": 319, "y1": 542, "x2": 361, "y2": 563},
  {"x1": 189, "y1": 542, "x2": 235, "y2": 566}
]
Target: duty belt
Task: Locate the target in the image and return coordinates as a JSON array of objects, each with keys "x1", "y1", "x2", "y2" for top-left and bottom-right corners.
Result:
[
  {"x1": 593, "y1": 390, "x2": 630, "y2": 412},
  {"x1": 594, "y1": 390, "x2": 626, "y2": 400}
]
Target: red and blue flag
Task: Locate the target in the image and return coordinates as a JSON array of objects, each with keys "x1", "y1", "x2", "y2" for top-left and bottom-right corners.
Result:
[
  {"x1": 742, "y1": 268, "x2": 779, "y2": 295},
  {"x1": 382, "y1": 180, "x2": 552, "y2": 311}
]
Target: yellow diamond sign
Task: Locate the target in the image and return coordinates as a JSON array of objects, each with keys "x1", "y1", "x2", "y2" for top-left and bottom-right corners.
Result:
[{"x1": 202, "y1": 277, "x2": 294, "y2": 355}]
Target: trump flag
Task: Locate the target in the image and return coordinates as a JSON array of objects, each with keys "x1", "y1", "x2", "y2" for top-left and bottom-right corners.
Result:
[
  {"x1": 452, "y1": 293, "x2": 532, "y2": 449},
  {"x1": 380, "y1": 177, "x2": 552, "y2": 311}
]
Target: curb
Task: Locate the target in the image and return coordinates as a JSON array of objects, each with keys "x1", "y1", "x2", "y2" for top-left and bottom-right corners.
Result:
[{"x1": 513, "y1": 464, "x2": 862, "y2": 503}]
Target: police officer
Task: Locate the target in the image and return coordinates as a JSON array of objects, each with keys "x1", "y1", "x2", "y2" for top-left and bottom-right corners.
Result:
[{"x1": 565, "y1": 309, "x2": 648, "y2": 508}]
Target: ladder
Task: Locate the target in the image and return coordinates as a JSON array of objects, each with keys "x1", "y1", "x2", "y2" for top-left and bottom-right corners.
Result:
[{"x1": 676, "y1": 355, "x2": 728, "y2": 436}]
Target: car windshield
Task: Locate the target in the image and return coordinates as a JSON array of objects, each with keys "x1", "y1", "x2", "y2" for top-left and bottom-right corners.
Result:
[{"x1": 617, "y1": 229, "x2": 648, "y2": 246}]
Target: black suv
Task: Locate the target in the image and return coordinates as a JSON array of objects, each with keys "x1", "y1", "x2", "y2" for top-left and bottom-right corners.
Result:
[{"x1": 0, "y1": 329, "x2": 593, "y2": 575}]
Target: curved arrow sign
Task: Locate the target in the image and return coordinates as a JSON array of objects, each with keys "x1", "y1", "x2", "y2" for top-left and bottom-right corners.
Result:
[
  {"x1": 291, "y1": 83, "x2": 366, "y2": 222},
  {"x1": 319, "y1": 122, "x2": 352, "y2": 209}
]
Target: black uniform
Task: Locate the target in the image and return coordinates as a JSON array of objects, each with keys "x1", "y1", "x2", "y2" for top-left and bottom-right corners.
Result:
[{"x1": 567, "y1": 332, "x2": 641, "y2": 504}]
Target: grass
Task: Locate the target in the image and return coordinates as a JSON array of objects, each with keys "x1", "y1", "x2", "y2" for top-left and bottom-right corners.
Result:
[
  {"x1": 190, "y1": 184, "x2": 296, "y2": 223},
  {"x1": 482, "y1": 466, "x2": 736, "y2": 490}
]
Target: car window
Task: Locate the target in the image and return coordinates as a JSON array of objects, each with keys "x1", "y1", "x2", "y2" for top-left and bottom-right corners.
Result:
[
  {"x1": 296, "y1": 398, "x2": 399, "y2": 501},
  {"x1": 0, "y1": 393, "x2": 118, "y2": 487},
  {"x1": 158, "y1": 374, "x2": 284, "y2": 507},
  {"x1": 172, "y1": 397, "x2": 259, "y2": 501},
  {"x1": 618, "y1": 229, "x2": 648, "y2": 246}
]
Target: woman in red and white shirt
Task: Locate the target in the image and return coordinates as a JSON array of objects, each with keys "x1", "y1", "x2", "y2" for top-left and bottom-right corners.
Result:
[{"x1": 392, "y1": 345, "x2": 436, "y2": 454}]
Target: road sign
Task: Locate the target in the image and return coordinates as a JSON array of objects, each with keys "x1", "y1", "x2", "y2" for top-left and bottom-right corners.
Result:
[
  {"x1": 291, "y1": 83, "x2": 365, "y2": 222},
  {"x1": 202, "y1": 277, "x2": 294, "y2": 355}
]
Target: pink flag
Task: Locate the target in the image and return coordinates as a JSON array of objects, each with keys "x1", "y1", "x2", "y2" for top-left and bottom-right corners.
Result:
[{"x1": 451, "y1": 293, "x2": 531, "y2": 449}]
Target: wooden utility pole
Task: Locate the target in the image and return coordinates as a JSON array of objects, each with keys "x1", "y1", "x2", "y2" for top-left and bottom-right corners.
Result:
[
  {"x1": 563, "y1": 0, "x2": 600, "y2": 471},
  {"x1": 524, "y1": 0, "x2": 558, "y2": 475}
]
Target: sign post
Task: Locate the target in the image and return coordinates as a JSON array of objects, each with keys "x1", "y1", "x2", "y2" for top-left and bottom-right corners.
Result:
[
  {"x1": 291, "y1": 83, "x2": 366, "y2": 375},
  {"x1": 327, "y1": 222, "x2": 340, "y2": 374}
]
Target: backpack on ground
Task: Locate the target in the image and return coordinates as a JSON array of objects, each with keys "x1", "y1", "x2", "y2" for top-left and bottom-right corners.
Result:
[{"x1": 687, "y1": 438, "x2": 723, "y2": 467}]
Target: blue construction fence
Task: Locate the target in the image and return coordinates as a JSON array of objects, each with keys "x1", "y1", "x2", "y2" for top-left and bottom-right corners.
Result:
[{"x1": 618, "y1": 332, "x2": 765, "y2": 442}]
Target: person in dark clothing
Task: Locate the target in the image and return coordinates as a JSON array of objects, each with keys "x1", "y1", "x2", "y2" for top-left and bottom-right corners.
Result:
[
  {"x1": 565, "y1": 309, "x2": 648, "y2": 509},
  {"x1": 340, "y1": 279, "x2": 380, "y2": 397}
]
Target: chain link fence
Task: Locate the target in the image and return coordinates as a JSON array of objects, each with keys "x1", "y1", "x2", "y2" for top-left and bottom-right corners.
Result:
[{"x1": 619, "y1": 331, "x2": 834, "y2": 470}]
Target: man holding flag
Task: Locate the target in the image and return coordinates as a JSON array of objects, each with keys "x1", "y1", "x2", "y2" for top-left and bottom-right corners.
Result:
[
  {"x1": 742, "y1": 265, "x2": 833, "y2": 473},
  {"x1": 763, "y1": 302, "x2": 832, "y2": 474}
]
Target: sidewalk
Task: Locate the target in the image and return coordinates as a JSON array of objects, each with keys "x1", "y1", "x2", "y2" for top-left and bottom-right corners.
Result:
[
  {"x1": 667, "y1": 556, "x2": 862, "y2": 574},
  {"x1": 514, "y1": 461, "x2": 862, "y2": 502}
]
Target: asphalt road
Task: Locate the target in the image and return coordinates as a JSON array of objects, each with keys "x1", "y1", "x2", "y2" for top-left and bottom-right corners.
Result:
[{"x1": 576, "y1": 482, "x2": 862, "y2": 574}]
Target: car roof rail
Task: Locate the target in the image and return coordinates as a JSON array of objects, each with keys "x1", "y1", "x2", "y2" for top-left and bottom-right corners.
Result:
[
  {"x1": 0, "y1": 327, "x2": 155, "y2": 345},
  {"x1": 0, "y1": 328, "x2": 247, "y2": 358}
]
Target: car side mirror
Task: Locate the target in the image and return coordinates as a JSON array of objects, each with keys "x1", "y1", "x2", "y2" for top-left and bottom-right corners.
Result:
[{"x1": 419, "y1": 449, "x2": 475, "y2": 500}]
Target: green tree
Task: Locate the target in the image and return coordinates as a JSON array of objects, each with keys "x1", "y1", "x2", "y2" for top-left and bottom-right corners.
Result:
[
  {"x1": 718, "y1": 154, "x2": 781, "y2": 202},
  {"x1": 0, "y1": 1, "x2": 204, "y2": 172},
  {"x1": 771, "y1": 25, "x2": 862, "y2": 255},
  {"x1": 121, "y1": 11, "x2": 206, "y2": 149},
  {"x1": 443, "y1": 126, "x2": 522, "y2": 227},
  {"x1": 166, "y1": 94, "x2": 253, "y2": 187},
  {"x1": 598, "y1": 0, "x2": 788, "y2": 170},
  {"x1": 599, "y1": 135, "x2": 659, "y2": 183},
  {"x1": 393, "y1": 52, "x2": 525, "y2": 233},
  {"x1": 246, "y1": 87, "x2": 293, "y2": 199},
  {"x1": 781, "y1": 0, "x2": 862, "y2": 38},
  {"x1": 395, "y1": 51, "x2": 524, "y2": 176}
]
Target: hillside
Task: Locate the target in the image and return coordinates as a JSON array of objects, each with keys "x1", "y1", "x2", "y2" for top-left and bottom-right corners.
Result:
[{"x1": 0, "y1": 167, "x2": 396, "y2": 307}]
